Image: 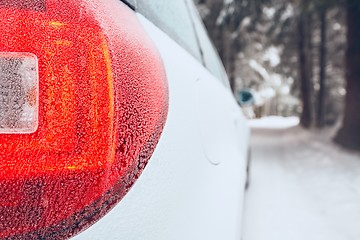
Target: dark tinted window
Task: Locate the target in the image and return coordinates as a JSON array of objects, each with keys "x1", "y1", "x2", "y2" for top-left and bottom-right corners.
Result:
[{"x1": 137, "y1": 0, "x2": 202, "y2": 62}]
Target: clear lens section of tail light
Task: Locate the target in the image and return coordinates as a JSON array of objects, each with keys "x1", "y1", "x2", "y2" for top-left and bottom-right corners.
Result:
[
  {"x1": 0, "y1": 0, "x2": 168, "y2": 239},
  {"x1": 0, "y1": 53, "x2": 38, "y2": 134}
]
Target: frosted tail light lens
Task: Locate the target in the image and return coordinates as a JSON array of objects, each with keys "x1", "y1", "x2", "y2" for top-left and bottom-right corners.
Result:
[
  {"x1": 0, "y1": 53, "x2": 38, "y2": 134},
  {"x1": 0, "y1": 0, "x2": 168, "y2": 239}
]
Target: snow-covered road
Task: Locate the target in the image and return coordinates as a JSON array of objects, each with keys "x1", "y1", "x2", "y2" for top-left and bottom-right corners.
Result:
[{"x1": 243, "y1": 117, "x2": 360, "y2": 240}]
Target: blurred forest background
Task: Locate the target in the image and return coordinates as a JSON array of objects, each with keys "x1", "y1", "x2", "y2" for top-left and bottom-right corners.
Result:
[{"x1": 194, "y1": 0, "x2": 360, "y2": 150}]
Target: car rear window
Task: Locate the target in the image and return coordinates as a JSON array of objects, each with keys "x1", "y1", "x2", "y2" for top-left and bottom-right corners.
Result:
[{"x1": 137, "y1": 0, "x2": 202, "y2": 62}]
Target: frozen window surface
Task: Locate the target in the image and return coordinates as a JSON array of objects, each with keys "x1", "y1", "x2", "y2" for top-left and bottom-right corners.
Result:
[
  {"x1": 186, "y1": 0, "x2": 230, "y2": 86},
  {"x1": 137, "y1": 0, "x2": 202, "y2": 62}
]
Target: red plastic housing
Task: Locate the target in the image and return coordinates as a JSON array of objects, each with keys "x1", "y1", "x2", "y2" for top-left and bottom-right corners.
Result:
[{"x1": 0, "y1": 0, "x2": 168, "y2": 238}]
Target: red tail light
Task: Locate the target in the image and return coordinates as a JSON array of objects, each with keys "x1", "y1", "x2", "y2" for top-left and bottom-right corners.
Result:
[{"x1": 0, "y1": 0, "x2": 168, "y2": 238}]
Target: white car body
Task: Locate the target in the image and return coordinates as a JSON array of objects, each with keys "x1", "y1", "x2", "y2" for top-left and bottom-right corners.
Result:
[
  {"x1": 0, "y1": 0, "x2": 249, "y2": 238},
  {"x1": 74, "y1": 2, "x2": 250, "y2": 239}
]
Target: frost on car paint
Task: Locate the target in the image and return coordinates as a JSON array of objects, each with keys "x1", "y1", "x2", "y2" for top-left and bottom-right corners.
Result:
[{"x1": 0, "y1": 0, "x2": 168, "y2": 239}]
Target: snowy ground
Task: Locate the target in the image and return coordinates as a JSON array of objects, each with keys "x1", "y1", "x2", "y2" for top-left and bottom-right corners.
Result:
[{"x1": 243, "y1": 117, "x2": 360, "y2": 240}]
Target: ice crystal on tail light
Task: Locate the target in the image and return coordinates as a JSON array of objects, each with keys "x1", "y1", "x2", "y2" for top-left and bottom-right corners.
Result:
[
  {"x1": 0, "y1": 0, "x2": 167, "y2": 238},
  {"x1": 0, "y1": 0, "x2": 46, "y2": 11},
  {"x1": 0, "y1": 53, "x2": 38, "y2": 134}
]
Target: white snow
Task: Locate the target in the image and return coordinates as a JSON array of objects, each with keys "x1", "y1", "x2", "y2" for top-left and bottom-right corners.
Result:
[
  {"x1": 249, "y1": 59, "x2": 271, "y2": 82},
  {"x1": 263, "y1": 46, "x2": 281, "y2": 67},
  {"x1": 216, "y1": 9, "x2": 227, "y2": 26},
  {"x1": 216, "y1": 0, "x2": 235, "y2": 26},
  {"x1": 224, "y1": 0, "x2": 234, "y2": 4},
  {"x1": 243, "y1": 117, "x2": 360, "y2": 240},
  {"x1": 248, "y1": 116, "x2": 299, "y2": 129},
  {"x1": 263, "y1": 7, "x2": 276, "y2": 19}
]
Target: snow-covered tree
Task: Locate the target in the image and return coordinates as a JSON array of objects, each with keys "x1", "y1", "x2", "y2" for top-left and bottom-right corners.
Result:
[{"x1": 195, "y1": 0, "x2": 346, "y2": 125}]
